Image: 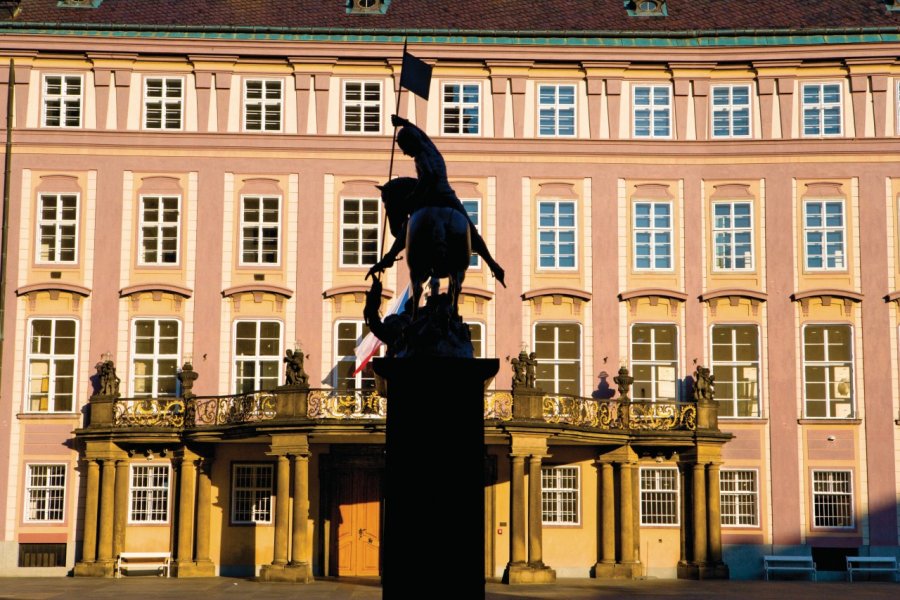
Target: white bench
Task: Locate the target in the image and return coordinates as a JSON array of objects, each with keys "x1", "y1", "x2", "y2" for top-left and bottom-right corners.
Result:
[
  {"x1": 763, "y1": 555, "x2": 817, "y2": 581},
  {"x1": 115, "y1": 552, "x2": 171, "y2": 578},
  {"x1": 846, "y1": 556, "x2": 899, "y2": 582}
]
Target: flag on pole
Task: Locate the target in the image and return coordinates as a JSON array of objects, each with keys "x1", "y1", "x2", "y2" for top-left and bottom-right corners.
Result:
[
  {"x1": 352, "y1": 283, "x2": 412, "y2": 376},
  {"x1": 399, "y1": 49, "x2": 432, "y2": 100}
]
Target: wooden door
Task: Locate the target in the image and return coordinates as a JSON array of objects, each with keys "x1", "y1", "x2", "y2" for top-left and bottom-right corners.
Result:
[{"x1": 333, "y1": 467, "x2": 381, "y2": 577}]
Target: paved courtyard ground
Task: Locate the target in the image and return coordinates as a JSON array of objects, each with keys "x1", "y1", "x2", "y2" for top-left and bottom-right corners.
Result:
[{"x1": 0, "y1": 577, "x2": 897, "y2": 599}]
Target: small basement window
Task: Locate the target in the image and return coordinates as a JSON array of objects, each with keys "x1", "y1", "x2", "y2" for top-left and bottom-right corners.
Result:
[
  {"x1": 347, "y1": 0, "x2": 391, "y2": 14},
  {"x1": 19, "y1": 543, "x2": 66, "y2": 567},
  {"x1": 625, "y1": 0, "x2": 667, "y2": 17}
]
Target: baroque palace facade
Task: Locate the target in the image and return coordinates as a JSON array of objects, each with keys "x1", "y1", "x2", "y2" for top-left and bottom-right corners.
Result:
[{"x1": 0, "y1": 0, "x2": 899, "y2": 583}]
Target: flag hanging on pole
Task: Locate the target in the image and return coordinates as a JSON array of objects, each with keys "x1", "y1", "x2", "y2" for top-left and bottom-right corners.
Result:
[
  {"x1": 352, "y1": 283, "x2": 412, "y2": 376},
  {"x1": 399, "y1": 48, "x2": 432, "y2": 100}
]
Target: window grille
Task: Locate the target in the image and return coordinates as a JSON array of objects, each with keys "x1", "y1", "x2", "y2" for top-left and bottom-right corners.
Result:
[
  {"x1": 129, "y1": 465, "x2": 170, "y2": 523},
  {"x1": 231, "y1": 464, "x2": 273, "y2": 524},
  {"x1": 640, "y1": 467, "x2": 679, "y2": 525},
  {"x1": 720, "y1": 469, "x2": 758, "y2": 526},
  {"x1": 25, "y1": 464, "x2": 66, "y2": 522},
  {"x1": 541, "y1": 466, "x2": 579, "y2": 524},
  {"x1": 812, "y1": 470, "x2": 853, "y2": 528}
]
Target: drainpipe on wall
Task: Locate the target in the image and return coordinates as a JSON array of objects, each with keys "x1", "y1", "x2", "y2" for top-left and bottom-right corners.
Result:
[{"x1": 0, "y1": 59, "x2": 14, "y2": 393}]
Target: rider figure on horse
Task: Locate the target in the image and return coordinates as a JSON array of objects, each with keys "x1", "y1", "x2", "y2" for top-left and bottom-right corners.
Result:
[{"x1": 366, "y1": 114, "x2": 506, "y2": 287}]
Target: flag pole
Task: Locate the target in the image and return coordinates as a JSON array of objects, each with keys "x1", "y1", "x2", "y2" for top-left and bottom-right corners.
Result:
[{"x1": 380, "y1": 37, "x2": 407, "y2": 259}]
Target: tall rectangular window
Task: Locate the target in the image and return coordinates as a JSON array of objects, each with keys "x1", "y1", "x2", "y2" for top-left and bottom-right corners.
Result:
[
  {"x1": 231, "y1": 464, "x2": 273, "y2": 524},
  {"x1": 24, "y1": 464, "x2": 66, "y2": 523},
  {"x1": 802, "y1": 83, "x2": 842, "y2": 137},
  {"x1": 143, "y1": 77, "x2": 183, "y2": 130},
  {"x1": 711, "y1": 325, "x2": 760, "y2": 417},
  {"x1": 129, "y1": 465, "x2": 170, "y2": 523},
  {"x1": 26, "y1": 319, "x2": 77, "y2": 413},
  {"x1": 461, "y1": 199, "x2": 481, "y2": 267},
  {"x1": 640, "y1": 467, "x2": 679, "y2": 525},
  {"x1": 442, "y1": 82, "x2": 480, "y2": 135},
  {"x1": 538, "y1": 200, "x2": 576, "y2": 269},
  {"x1": 720, "y1": 469, "x2": 758, "y2": 527},
  {"x1": 243, "y1": 79, "x2": 283, "y2": 132},
  {"x1": 42, "y1": 75, "x2": 82, "y2": 128},
  {"x1": 340, "y1": 198, "x2": 380, "y2": 267},
  {"x1": 633, "y1": 201, "x2": 672, "y2": 270},
  {"x1": 711, "y1": 85, "x2": 751, "y2": 138},
  {"x1": 812, "y1": 470, "x2": 853, "y2": 528},
  {"x1": 633, "y1": 85, "x2": 671, "y2": 138},
  {"x1": 534, "y1": 323, "x2": 581, "y2": 396},
  {"x1": 541, "y1": 466, "x2": 580, "y2": 525},
  {"x1": 233, "y1": 321, "x2": 281, "y2": 393},
  {"x1": 343, "y1": 81, "x2": 382, "y2": 134},
  {"x1": 538, "y1": 84, "x2": 576, "y2": 137},
  {"x1": 36, "y1": 193, "x2": 78, "y2": 264},
  {"x1": 804, "y1": 200, "x2": 845, "y2": 270},
  {"x1": 466, "y1": 322, "x2": 484, "y2": 359},
  {"x1": 335, "y1": 320, "x2": 374, "y2": 390},
  {"x1": 240, "y1": 196, "x2": 280, "y2": 265},
  {"x1": 803, "y1": 324, "x2": 854, "y2": 418},
  {"x1": 631, "y1": 324, "x2": 678, "y2": 402},
  {"x1": 139, "y1": 196, "x2": 180, "y2": 265},
  {"x1": 712, "y1": 202, "x2": 753, "y2": 271},
  {"x1": 132, "y1": 319, "x2": 180, "y2": 398}
]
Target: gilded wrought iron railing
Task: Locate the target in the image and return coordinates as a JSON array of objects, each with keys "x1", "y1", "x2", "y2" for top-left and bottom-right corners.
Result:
[
  {"x1": 542, "y1": 395, "x2": 696, "y2": 431},
  {"x1": 484, "y1": 391, "x2": 513, "y2": 421},
  {"x1": 190, "y1": 391, "x2": 277, "y2": 426},
  {"x1": 113, "y1": 397, "x2": 187, "y2": 428},
  {"x1": 306, "y1": 389, "x2": 386, "y2": 419}
]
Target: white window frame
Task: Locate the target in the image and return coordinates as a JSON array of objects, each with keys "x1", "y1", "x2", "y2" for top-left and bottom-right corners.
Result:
[
  {"x1": 811, "y1": 470, "x2": 854, "y2": 529},
  {"x1": 802, "y1": 82, "x2": 843, "y2": 137},
  {"x1": 640, "y1": 467, "x2": 680, "y2": 526},
  {"x1": 632, "y1": 84, "x2": 672, "y2": 139},
  {"x1": 128, "y1": 464, "x2": 171, "y2": 524},
  {"x1": 233, "y1": 320, "x2": 282, "y2": 394},
  {"x1": 537, "y1": 83, "x2": 576, "y2": 138},
  {"x1": 339, "y1": 197, "x2": 381, "y2": 267},
  {"x1": 138, "y1": 195, "x2": 181, "y2": 266},
  {"x1": 537, "y1": 199, "x2": 577, "y2": 270},
  {"x1": 239, "y1": 195, "x2": 281, "y2": 266},
  {"x1": 231, "y1": 463, "x2": 274, "y2": 524},
  {"x1": 35, "y1": 193, "x2": 79, "y2": 265},
  {"x1": 802, "y1": 323, "x2": 855, "y2": 419},
  {"x1": 131, "y1": 318, "x2": 181, "y2": 398},
  {"x1": 441, "y1": 81, "x2": 481, "y2": 136},
  {"x1": 465, "y1": 321, "x2": 484, "y2": 359},
  {"x1": 24, "y1": 463, "x2": 67, "y2": 523},
  {"x1": 710, "y1": 324, "x2": 761, "y2": 418},
  {"x1": 25, "y1": 318, "x2": 78, "y2": 413},
  {"x1": 541, "y1": 465, "x2": 580, "y2": 525},
  {"x1": 710, "y1": 84, "x2": 752, "y2": 139},
  {"x1": 803, "y1": 199, "x2": 846, "y2": 271},
  {"x1": 41, "y1": 74, "x2": 82, "y2": 128},
  {"x1": 334, "y1": 320, "x2": 374, "y2": 390},
  {"x1": 461, "y1": 198, "x2": 482, "y2": 267},
  {"x1": 243, "y1": 78, "x2": 283, "y2": 132},
  {"x1": 712, "y1": 201, "x2": 754, "y2": 271},
  {"x1": 533, "y1": 322, "x2": 582, "y2": 396},
  {"x1": 630, "y1": 323, "x2": 679, "y2": 403},
  {"x1": 720, "y1": 468, "x2": 759, "y2": 527},
  {"x1": 342, "y1": 80, "x2": 383, "y2": 134},
  {"x1": 143, "y1": 77, "x2": 184, "y2": 131},
  {"x1": 633, "y1": 201, "x2": 673, "y2": 271}
]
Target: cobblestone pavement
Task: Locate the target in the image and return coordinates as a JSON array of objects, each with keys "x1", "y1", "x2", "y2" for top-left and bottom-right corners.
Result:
[{"x1": 0, "y1": 577, "x2": 897, "y2": 599}]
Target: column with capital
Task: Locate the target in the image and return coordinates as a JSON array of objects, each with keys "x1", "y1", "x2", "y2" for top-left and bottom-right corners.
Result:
[
  {"x1": 74, "y1": 459, "x2": 101, "y2": 576},
  {"x1": 97, "y1": 460, "x2": 116, "y2": 565},
  {"x1": 618, "y1": 461, "x2": 639, "y2": 572},
  {"x1": 112, "y1": 459, "x2": 129, "y2": 559},
  {"x1": 693, "y1": 462, "x2": 708, "y2": 566},
  {"x1": 191, "y1": 457, "x2": 216, "y2": 576},
  {"x1": 273, "y1": 454, "x2": 290, "y2": 565},
  {"x1": 506, "y1": 453, "x2": 527, "y2": 570},
  {"x1": 173, "y1": 453, "x2": 197, "y2": 576},
  {"x1": 705, "y1": 462, "x2": 729, "y2": 578},
  {"x1": 260, "y1": 448, "x2": 313, "y2": 582},
  {"x1": 592, "y1": 460, "x2": 620, "y2": 578}
]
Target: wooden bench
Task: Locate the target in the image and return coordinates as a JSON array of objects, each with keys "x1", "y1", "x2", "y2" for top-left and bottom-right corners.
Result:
[
  {"x1": 846, "y1": 556, "x2": 899, "y2": 582},
  {"x1": 763, "y1": 555, "x2": 817, "y2": 581},
  {"x1": 115, "y1": 552, "x2": 171, "y2": 578}
]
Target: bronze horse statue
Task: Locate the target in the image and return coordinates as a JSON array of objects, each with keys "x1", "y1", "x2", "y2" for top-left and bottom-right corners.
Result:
[{"x1": 370, "y1": 177, "x2": 471, "y2": 317}]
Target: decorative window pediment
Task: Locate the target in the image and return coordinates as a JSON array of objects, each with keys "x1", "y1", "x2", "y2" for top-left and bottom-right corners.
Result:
[
  {"x1": 625, "y1": 0, "x2": 667, "y2": 17},
  {"x1": 347, "y1": 0, "x2": 390, "y2": 15}
]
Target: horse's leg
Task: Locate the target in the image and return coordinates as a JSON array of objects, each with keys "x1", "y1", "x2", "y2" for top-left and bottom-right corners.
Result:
[{"x1": 411, "y1": 277, "x2": 423, "y2": 321}]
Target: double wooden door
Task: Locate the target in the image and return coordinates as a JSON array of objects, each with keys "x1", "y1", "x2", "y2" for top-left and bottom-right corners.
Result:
[{"x1": 332, "y1": 466, "x2": 382, "y2": 577}]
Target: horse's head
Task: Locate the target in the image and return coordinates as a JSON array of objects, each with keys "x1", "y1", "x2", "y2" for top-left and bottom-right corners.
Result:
[{"x1": 378, "y1": 177, "x2": 417, "y2": 234}]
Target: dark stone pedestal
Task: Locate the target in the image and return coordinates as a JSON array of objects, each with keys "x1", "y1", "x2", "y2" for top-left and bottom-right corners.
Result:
[
  {"x1": 593, "y1": 561, "x2": 642, "y2": 579},
  {"x1": 374, "y1": 357, "x2": 498, "y2": 600},
  {"x1": 259, "y1": 562, "x2": 313, "y2": 582},
  {"x1": 73, "y1": 560, "x2": 115, "y2": 577}
]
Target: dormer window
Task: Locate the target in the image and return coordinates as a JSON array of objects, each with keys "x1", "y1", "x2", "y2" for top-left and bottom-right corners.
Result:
[
  {"x1": 625, "y1": 0, "x2": 667, "y2": 17},
  {"x1": 57, "y1": 0, "x2": 103, "y2": 7},
  {"x1": 348, "y1": 0, "x2": 391, "y2": 14},
  {"x1": 887, "y1": 0, "x2": 900, "y2": 13}
]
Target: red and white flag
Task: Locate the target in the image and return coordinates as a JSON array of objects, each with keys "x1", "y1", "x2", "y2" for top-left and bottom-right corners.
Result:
[{"x1": 352, "y1": 283, "x2": 412, "y2": 376}]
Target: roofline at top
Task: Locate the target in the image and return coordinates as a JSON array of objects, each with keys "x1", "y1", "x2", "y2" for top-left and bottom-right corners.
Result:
[{"x1": 1, "y1": 22, "x2": 900, "y2": 47}]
